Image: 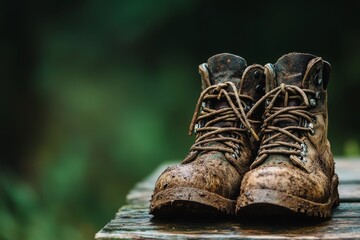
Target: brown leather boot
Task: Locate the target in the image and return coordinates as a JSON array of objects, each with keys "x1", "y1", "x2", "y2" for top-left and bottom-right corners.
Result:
[
  {"x1": 150, "y1": 53, "x2": 265, "y2": 217},
  {"x1": 236, "y1": 53, "x2": 339, "y2": 218}
]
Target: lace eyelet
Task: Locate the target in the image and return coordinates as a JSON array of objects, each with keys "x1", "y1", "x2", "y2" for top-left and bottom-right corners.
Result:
[
  {"x1": 309, "y1": 99, "x2": 317, "y2": 107},
  {"x1": 300, "y1": 143, "x2": 308, "y2": 159},
  {"x1": 307, "y1": 122, "x2": 315, "y2": 135},
  {"x1": 200, "y1": 101, "x2": 206, "y2": 111},
  {"x1": 194, "y1": 123, "x2": 199, "y2": 134}
]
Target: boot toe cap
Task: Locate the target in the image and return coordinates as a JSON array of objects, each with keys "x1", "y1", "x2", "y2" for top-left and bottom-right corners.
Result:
[
  {"x1": 153, "y1": 158, "x2": 241, "y2": 199},
  {"x1": 241, "y1": 163, "x2": 329, "y2": 203}
]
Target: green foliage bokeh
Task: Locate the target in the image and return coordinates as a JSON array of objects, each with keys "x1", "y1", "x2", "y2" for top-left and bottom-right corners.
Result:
[{"x1": 1, "y1": 0, "x2": 359, "y2": 239}]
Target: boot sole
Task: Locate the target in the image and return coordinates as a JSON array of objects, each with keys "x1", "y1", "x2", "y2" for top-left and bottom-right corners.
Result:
[
  {"x1": 236, "y1": 175, "x2": 339, "y2": 219},
  {"x1": 150, "y1": 187, "x2": 236, "y2": 218}
]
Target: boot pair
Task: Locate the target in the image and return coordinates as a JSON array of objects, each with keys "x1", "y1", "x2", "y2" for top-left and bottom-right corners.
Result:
[{"x1": 150, "y1": 53, "x2": 339, "y2": 219}]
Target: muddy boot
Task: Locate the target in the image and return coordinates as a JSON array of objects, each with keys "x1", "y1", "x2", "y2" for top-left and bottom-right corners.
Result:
[
  {"x1": 236, "y1": 53, "x2": 339, "y2": 219},
  {"x1": 150, "y1": 53, "x2": 265, "y2": 217}
]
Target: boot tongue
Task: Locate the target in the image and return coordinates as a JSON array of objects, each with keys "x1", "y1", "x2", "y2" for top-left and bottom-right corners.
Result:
[
  {"x1": 273, "y1": 53, "x2": 317, "y2": 109},
  {"x1": 203, "y1": 54, "x2": 247, "y2": 135},
  {"x1": 269, "y1": 53, "x2": 318, "y2": 140},
  {"x1": 260, "y1": 53, "x2": 321, "y2": 167},
  {"x1": 274, "y1": 53, "x2": 316, "y2": 87},
  {"x1": 207, "y1": 53, "x2": 247, "y2": 86}
]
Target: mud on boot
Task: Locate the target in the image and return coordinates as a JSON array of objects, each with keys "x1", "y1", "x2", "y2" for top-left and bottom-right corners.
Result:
[
  {"x1": 150, "y1": 53, "x2": 265, "y2": 218},
  {"x1": 236, "y1": 53, "x2": 339, "y2": 219}
]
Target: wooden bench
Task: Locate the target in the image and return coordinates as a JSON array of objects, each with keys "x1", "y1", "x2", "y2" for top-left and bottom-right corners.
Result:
[{"x1": 95, "y1": 158, "x2": 360, "y2": 239}]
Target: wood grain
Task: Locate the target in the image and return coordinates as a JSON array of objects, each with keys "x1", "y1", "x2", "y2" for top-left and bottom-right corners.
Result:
[{"x1": 96, "y1": 158, "x2": 360, "y2": 239}]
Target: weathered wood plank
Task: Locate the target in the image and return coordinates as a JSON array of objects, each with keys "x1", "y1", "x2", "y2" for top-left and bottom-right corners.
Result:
[
  {"x1": 96, "y1": 203, "x2": 360, "y2": 240},
  {"x1": 96, "y1": 158, "x2": 360, "y2": 239},
  {"x1": 339, "y1": 184, "x2": 360, "y2": 202},
  {"x1": 335, "y1": 158, "x2": 360, "y2": 183}
]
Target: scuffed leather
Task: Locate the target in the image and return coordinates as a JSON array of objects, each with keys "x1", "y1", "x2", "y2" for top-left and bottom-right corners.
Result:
[
  {"x1": 152, "y1": 53, "x2": 264, "y2": 202},
  {"x1": 240, "y1": 53, "x2": 337, "y2": 205}
]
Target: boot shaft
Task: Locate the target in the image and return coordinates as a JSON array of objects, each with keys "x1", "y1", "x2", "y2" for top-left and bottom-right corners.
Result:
[
  {"x1": 254, "y1": 52, "x2": 334, "y2": 175},
  {"x1": 264, "y1": 53, "x2": 331, "y2": 137},
  {"x1": 265, "y1": 53, "x2": 331, "y2": 113},
  {"x1": 199, "y1": 53, "x2": 247, "y2": 88},
  {"x1": 198, "y1": 53, "x2": 265, "y2": 124},
  {"x1": 185, "y1": 53, "x2": 265, "y2": 171}
]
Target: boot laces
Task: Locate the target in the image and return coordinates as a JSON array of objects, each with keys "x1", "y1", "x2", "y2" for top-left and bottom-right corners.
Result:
[
  {"x1": 248, "y1": 83, "x2": 316, "y2": 168},
  {"x1": 183, "y1": 81, "x2": 259, "y2": 167}
]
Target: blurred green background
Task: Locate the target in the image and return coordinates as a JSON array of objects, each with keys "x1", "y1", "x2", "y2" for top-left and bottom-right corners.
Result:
[{"x1": 1, "y1": 0, "x2": 359, "y2": 239}]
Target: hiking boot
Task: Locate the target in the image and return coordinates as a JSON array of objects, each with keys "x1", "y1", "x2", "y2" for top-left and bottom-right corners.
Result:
[
  {"x1": 236, "y1": 53, "x2": 339, "y2": 218},
  {"x1": 150, "y1": 53, "x2": 265, "y2": 217}
]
